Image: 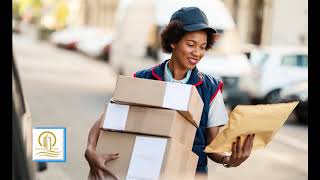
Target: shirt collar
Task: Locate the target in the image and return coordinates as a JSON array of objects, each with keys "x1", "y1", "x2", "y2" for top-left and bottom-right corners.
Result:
[
  {"x1": 164, "y1": 60, "x2": 191, "y2": 84},
  {"x1": 152, "y1": 59, "x2": 203, "y2": 86}
]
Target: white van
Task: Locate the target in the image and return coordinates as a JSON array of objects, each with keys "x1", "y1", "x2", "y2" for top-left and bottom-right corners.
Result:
[
  {"x1": 111, "y1": 0, "x2": 252, "y2": 107},
  {"x1": 239, "y1": 46, "x2": 308, "y2": 103}
]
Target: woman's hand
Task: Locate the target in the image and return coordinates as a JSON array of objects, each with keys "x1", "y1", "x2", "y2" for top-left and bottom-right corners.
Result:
[
  {"x1": 226, "y1": 134, "x2": 255, "y2": 167},
  {"x1": 85, "y1": 147, "x2": 119, "y2": 180}
]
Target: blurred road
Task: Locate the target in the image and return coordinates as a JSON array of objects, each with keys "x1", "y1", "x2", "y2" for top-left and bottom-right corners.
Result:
[{"x1": 13, "y1": 26, "x2": 307, "y2": 180}]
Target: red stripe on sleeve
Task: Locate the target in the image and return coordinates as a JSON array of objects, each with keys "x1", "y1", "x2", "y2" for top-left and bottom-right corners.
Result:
[
  {"x1": 151, "y1": 66, "x2": 162, "y2": 81},
  {"x1": 209, "y1": 81, "x2": 224, "y2": 104}
]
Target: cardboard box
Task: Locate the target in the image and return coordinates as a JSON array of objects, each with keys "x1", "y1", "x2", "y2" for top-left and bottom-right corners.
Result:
[
  {"x1": 96, "y1": 131, "x2": 198, "y2": 180},
  {"x1": 112, "y1": 75, "x2": 204, "y2": 127},
  {"x1": 100, "y1": 103, "x2": 197, "y2": 150}
]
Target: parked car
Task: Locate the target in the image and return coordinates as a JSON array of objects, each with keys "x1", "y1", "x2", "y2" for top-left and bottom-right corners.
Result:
[
  {"x1": 280, "y1": 80, "x2": 308, "y2": 124},
  {"x1": 76, "y1": 33, "x2": 113, "y2": 62},
  {"x1": 239, "y1": 43, "x2": 259, "y2": 61},
  {"x1": 50, "y1": 26, "x2": 103, "y2": 49},
  {"x1": 13, "y1": 52, "x2": 47, "y2": 179},
  {"x1": 239, "y1": 46, "x2": 308, "y2": 104}
]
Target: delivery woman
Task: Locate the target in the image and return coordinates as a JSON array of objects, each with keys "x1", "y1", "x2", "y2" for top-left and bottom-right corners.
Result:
[{"x1": 85, "y1": 7, "x2": 255, "y2": 179}]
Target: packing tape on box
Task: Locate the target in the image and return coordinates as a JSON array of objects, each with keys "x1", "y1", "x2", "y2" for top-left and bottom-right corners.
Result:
[
  {"x1": 103, "y1": 103, "x2": 129, "y2": 130},
  {"x1": 127, "y1": 136, "x2": 167, "y2": 179},
  {"x1": 162, "y1": 82, "x2": 192, "y2": 111}
]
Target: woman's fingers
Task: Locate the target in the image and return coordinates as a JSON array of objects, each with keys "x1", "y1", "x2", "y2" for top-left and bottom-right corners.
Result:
[
  {"x1": 89, "y1": 166, "x2": 98, "y2": 179},
  {"x1": 242, "y1": 134, "x2": 251, "y2": 155},
  {"x1": 94, "y1": 167, "x2": 103, "y2": 180},
  {"x1": 94, "y1": 164, "x2": 118, "y2": 180},
  {"x1": 231, "y1": 141, "x2": 236, "y2": 158},
  {"x1": 249, "y1": 134, "x2": 255, "y2": 152},
  {"x1": 88, "y1": 170, "x2": 98, "y2": 180},
  {"x1": 236, "y1": 136, "x2": 242, "y2": 158},
  {"x1": 103, "y1": 168, "x2": 118, "y2": 180},
  {"x1": 87, "y1": 152, "x2": 120, "y2": 180},
  {"x1": 245, "y1": 134, "x2": 255, "y2": 156},
  {"x1": 228, "y1": 134, "x2": 255, "y2": 167},
  {"x1": 87, "y1": 171, "x2": 94, "y2": 180},
  {"x1": 103, "y1": 153, "x2": 120, "y2": 161},
  {"x1": 97, "y1": 170, "x2": 105, "y2": 180}
]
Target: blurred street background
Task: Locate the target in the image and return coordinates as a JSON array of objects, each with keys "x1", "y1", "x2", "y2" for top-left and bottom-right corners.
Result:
[{"x1": 12, "y1": 0, "x2": 308, "y2": 180}]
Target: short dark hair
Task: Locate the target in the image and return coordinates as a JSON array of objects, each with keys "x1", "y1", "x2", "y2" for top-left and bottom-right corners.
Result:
[{"x1": 160, "y1": 20, "x2": 215, "y2": 53}]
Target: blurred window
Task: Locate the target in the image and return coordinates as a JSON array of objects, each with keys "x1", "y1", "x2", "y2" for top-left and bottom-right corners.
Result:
[
  {"x1": 297, "y1": 55, "x2": 308, "y2": 67},
  {"x1": 281, "y1": 55, "x2": 299, "y2": 67},
  {"x1": 281, "y1": 54, "x2": 308, "y2": 68}
]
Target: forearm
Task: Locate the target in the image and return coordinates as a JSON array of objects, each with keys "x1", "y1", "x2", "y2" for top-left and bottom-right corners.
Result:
[
  {"x1": 206, "y1": 126, "x2": 228, "y2": 164},
  {"x1": 86, "y1": 117, "x2": 103, "y2": 150}
]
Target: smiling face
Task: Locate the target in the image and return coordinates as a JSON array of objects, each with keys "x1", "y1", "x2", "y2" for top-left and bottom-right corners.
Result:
[{"x1": 171, "y1": 30, "x2": 208, "y2": 70}]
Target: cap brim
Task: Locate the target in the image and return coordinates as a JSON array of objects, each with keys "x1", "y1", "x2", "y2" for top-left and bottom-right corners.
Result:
[{"x1": 183, "y1": 23, "x2": 217, "y2": 33}]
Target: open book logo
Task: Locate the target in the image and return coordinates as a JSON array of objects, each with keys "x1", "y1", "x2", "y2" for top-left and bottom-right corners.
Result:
[{"x1": 33, "y1": 127, "x2": 66, "y2": 162}]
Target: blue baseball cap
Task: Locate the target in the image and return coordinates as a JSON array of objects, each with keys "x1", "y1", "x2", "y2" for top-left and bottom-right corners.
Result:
[{"x1": 170, "y1": 7, "x2": 216, "y2": 34}]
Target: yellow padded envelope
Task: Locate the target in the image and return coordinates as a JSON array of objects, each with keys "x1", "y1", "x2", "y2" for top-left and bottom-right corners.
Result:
[{"x1": 204, "y1": 101, "x2": 299, "y2": 153}]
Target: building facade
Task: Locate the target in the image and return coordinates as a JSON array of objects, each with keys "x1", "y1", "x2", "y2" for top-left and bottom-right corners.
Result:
[
  {"x1": 75, "y1": 0, "x2": 118, "y2": 32},
  {"x1": 223, "y1": 0, "x2": 308, "y2": 46}
]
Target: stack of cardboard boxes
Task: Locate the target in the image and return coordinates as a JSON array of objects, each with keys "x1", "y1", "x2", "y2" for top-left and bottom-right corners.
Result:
[{"x1": 97, "y1": 75, "x2": 204, "y2": 179}]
